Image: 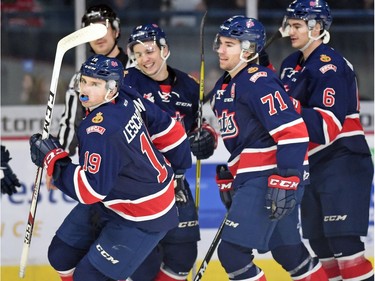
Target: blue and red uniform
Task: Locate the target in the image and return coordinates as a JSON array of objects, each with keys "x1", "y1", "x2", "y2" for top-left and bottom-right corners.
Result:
[
  {"x1": 280, "y1": 43, "x2": 373, "y2": 280},
  {"x1": 210, "y1": 63, "x2": 314, "y2": 279},
  {"x1": 50, "y1": 85, "x2": 192, "y2": 280},
  {"x1": 123, "y1": 66, "x2": 201, "y2": 280}
]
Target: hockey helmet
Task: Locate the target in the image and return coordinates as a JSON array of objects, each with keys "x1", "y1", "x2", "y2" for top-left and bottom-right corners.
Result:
[
  {"x1": 128, "y1": 23, "x2": 167, "y2": 51},
  {"x1": 214, "y1": 15, "x2": 266, "y2": 53},
  {"x1": 285, "y1": 0, "x2": 333, "y2": 30},
  {"x1": 81, "y1": 4, "x2": 120, "y2": 33},
  {"x1": 80, "y1": 54, "x2": 124, "y2": 88}
]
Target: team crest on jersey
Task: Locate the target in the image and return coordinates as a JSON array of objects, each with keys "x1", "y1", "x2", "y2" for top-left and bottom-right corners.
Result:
[
  {"x1": 92, "y1": 112, "x2": 103, "y2": 123},
  {"x1": 249, "y1": 71, "x2": 267, "y2": 83},
  {"x1": 143, "y1": 92, "x2": 155, "y2": 103},
  {"x1": 319, "y1": 64, "x2": 337, "y2": 74},
  {"x1": 320, "y1": 54, "x2": 331, "y2": 62},
  {"x1": 86, "y1": 125, "x2": 106, "y2": 135},
  {"x1": 248, "y1": 67, "x2": 258, "y2": 73},
  {"x1": 158, "y1": 90, "x2": 180, "y2": 103},
  {"x1": 217, "y1": 110, "x2": 238, "y2": 139},
  {"x1": 216, "y1": 89, "x2": 225, "y2": 100}
]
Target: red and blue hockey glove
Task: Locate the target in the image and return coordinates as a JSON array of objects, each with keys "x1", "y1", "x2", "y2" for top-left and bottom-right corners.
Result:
[
  {"x1": 216, "y1": 164, "x2": 234, "y2": 209},
  {"x1": 188, "y1": 122, "x2": 218, "y2": 160},
  {"x1": 265, "y1": 169, "x2": 300, "y2": 221},
  {"x1": 29, "y1": 133, "x2": 71, "y2": 180},
  {"x1": 174, "y1": 173, "x2": 189, "y2": 205},
  {"x1": 1, "y1": 145, "x2": 21, "y2": 195},
  {"x1": 289, "y1": 97, "x2": 302, "y2": 114}
]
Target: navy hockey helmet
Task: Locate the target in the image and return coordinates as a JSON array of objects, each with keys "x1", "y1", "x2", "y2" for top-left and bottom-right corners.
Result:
[
  {"x1": 80, "y1": 54, "x2": 124, "y2": 87},
  {"x1": 81, "y1": 4, "x2": 120, "y2": 33},
  {"x1": 214, "y1": 15, "x2": 266, "y2": 53},
  {"x1": 128, "y1": 23, "x2": 167, "y2": 51},
  {"x1": 285, "y1": 0, "x2": 333, "y2": 30}
]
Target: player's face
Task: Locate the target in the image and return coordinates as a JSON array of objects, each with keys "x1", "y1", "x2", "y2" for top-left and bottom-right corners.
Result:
[
  {"x1": 79, "y1": 75, "x2": 108, "y2": 107},
  {"x1": 286, "y1": 19, "x2": 310, "y2": 49},
  {"x1": 215, "y1": 36, "x2": 242, "y2": 71},
  {"x1": 133, "y1": 41, "x2": 167, "y2": 77},
  {"x1": 89, "y1": 21, "x2": 119, "y2": 55}
]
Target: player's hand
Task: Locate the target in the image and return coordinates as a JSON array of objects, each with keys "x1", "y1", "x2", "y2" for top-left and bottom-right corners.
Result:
[
  {"x1": 29, "y1": 134, "x2": 71, "y2": 180},
  {"x1": 188, "y1": 122, "x2": 218, "y2": 160},
  {"x1": 1, "y1": 145, "x2": 21, "y2": 196},
  {"x1": 265, "y1": 171, "x2": 300, "y2": 221},
  {"x1": 174, "y1": 173, "x2": 188, "y2": 205},
  {"x1": 216, "y1": 164, "x2": 234, "y2": 209}
]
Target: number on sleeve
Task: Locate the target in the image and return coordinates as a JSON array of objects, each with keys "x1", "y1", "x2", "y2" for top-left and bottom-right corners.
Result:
[
  {"x1": 261, "y1": 91, "x2": 288, "y2": 116},
  {"x1": 140, "y1": 132, "x2": 168, "y2": 183}
]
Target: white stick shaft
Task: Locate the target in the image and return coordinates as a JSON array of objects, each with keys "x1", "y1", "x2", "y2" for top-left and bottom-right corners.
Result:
[{"x1": 19, "y1": 23, "x2": 107, "y2": 278}]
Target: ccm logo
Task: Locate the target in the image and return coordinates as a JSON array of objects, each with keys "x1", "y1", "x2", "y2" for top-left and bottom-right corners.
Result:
[
  {"x1": 324, "y1": 215, "x2": 347, "y2": 222},
  {"x1": 268, "y1": 175, "x2": 299, "y2": 190},
  {"x1": 178, "y1": 220, "x2": 199, "y2": 228},
  {"x1": 96, "y1": 244, "x2": 119, "y2": 264}
]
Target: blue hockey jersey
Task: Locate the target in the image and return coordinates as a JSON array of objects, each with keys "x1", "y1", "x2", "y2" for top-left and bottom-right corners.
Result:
[
  {"x1": 279, "y1": 44, "x2": 371, "y2": 165},
  {"x1": 54, "y1": 86, "x2": 191, "y2": 231},
  {"x1": 210, "y1": 64, "x2": 310, "y2": 186},
  {"x1": 123, "y1": 66, "x2": 199, "y2": 133}
]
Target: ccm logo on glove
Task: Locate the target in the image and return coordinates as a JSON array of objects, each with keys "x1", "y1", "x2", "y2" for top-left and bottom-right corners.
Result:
[
  {"x1": 44, "y1": 148, "x2": 69, "y2": 177},
  {"x1": 268, "y1": 175, "x2": 299, "y2": 190}
]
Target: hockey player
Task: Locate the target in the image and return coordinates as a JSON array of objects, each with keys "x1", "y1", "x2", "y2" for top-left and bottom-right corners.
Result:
[
  {"x1": 1, "y1": 145, "x2": 21, "y2": 195},
  {"x1": 124, "y1": 23, "x2": 218, "y2": 281},
  {"x1": 29, "y1": 54, "x2": 192, "y2": 281},
  {"x1": 279, "y1": 1, "x2": 374, "y2": 280},
  {"x1": 58, "y1": 3, "x2": 133, "y2": 155},
  {"x1": 209, "y1": 15, "x2": 328, "y2": 280}
]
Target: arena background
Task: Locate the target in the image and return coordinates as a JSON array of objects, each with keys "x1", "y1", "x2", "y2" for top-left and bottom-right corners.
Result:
[{"x1": 1, "y1": 0, "x2": 374, "y2": 280}]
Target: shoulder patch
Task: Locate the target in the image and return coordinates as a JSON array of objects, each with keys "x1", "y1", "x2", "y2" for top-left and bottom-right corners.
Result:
[
  {"x1": 86, "y1": 125, "x2": 106, "y2": 135},
  {"x1": 249, "y1": 71, "x2": 268, "y2": 83},
  {"x1": 92, "y1": 112, "x2": 104, "y2": 124},
  {"x1": 319, "y1": 63, "x2": 337, "y2": 74},
  {"x1": 320, "y1": 54, "x2": 331, "y2": 62},
  {"x1": 248, "y1": 67, "x2": 258, "y2": 73}
]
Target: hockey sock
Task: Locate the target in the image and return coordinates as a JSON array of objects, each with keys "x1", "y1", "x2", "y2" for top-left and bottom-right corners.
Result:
[
  {"x1": 290, "y1": 259, "x2": 328, "y2": 281},
  {"x1": 337, "y1": 251, "x2": 374, "y2": 280},
  {"x1": 217, "y1": 240, "x2": 267, "y2": 280},
  {"x1": 57, "y1": 268, "x2": 74, "y2": 281},
  {"x1": 320, "y1": 257, "x2": 342, "y2": 281}
]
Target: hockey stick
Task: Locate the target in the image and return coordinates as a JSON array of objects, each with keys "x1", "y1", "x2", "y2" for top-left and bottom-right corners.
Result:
[
  {"x1": 192, "y1": 10, "x2": 207, "y2": 278},
  {"x1": 193, "y1": 213, "x2": 228, "y2": 281},
  {"x1": 195, "y1": 10, "x2": 207, "y2": 218},
  {"x1": 264, "y1": 26, "x2": 289, "y2": 50},
  {"x1": 19, "y1": 23, "x2": 107, "y2": 279}
]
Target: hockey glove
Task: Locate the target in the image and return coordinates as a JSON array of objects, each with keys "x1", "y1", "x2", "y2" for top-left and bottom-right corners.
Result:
[
  {"x1": 1, "y1": 145, "x2": 21, "y2": 195},
  {"x1": 265, "y1": 170, "x2": 300, "y2": 221},
  {"x1": 188, "y1": 122, "x2": 218, "y2": 160},
  {"x1": 216, "y1": 164, "x2": 234, "y2": 209},
  {"x1": 29, "y1": 133, "x2": 71, "y2": 180},
  {"x1": 174, "y1": 173, "x2": 189, "y2": 205},
  {"x1": 289, "y1": 97, "x2": 302, "y2": 114}
]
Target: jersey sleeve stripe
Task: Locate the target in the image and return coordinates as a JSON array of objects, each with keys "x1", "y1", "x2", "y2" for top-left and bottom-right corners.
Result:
[
  {"x1": 269, "y1": 118, "x2": 309, "y2": 144},
  {"x1": 151, "y1": 119, "x2": 187, "y2": 153},
  {"x1": 103, "y1": 177, "x2": 176, "y2": 221},
  {"x1": 73, "y1": 166, "x2": 106, "y2": 204},
  {"x1": 308, "y1": 114, "x2": 366, "y2": 156},
  {"x1": 314, "y1": 107, "x2": 342, "y2": 144}
]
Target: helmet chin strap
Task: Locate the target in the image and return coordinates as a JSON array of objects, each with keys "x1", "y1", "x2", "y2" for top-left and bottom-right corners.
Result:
[
  {"x1": 228, "y1": 51, "x2": 258, "y2": 75},
  {"x1": 299, "y1": 29, "x2": 330, "y2": 52}
]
